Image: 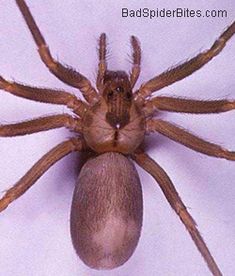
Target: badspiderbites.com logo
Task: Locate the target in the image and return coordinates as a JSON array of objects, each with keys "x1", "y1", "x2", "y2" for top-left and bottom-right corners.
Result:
[{"x1": 121, "y1": 7, "x2": 228, "y2": 19}]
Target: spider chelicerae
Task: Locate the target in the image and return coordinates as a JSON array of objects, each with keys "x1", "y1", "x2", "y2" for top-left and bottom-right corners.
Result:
[{"x1": 0, "y1": 1, "x2": 235, "y2": 275}]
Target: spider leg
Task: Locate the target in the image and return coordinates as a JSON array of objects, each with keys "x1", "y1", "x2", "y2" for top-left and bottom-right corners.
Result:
[
  {"x1": 147, "y1": 119, "x2": 235, "y2": 160},
  {"x1": 96, "y1": 33, "x2": 107, "y2": 91},
  {"x1": 130, "y1": 36, "x2": 141, "y2": 89},
  {"x1": 15, "y1": 0, "x2": 98, "y2": 104},
  {"x1": 0, "y1": 138, "x2": 85, "y2": 212},
  {"x1": 144, "y1": 96, "x2": 235, "y2": 116},
  {"x1": 132, "y1": 150, "x2": 222, "y2": 276},
  {"x1": 0, "y1": 114, "x2": 81, "y2": 137},
  {"x1": 0, "y1": 76, "x2": 87, "y2": 117},
  {"x1": 135, "y1": 21, "x2": 235, "y2": 102}
]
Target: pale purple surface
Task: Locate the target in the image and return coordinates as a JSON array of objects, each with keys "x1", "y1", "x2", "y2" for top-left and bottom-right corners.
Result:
[{"x1": 0, "y1": 1, "x2": 235, "y2": 276}]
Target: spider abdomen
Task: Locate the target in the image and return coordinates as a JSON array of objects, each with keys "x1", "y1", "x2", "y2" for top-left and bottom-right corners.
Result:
[{"x1": 70, "y1": 152, "x2": 143, "y2": 269}]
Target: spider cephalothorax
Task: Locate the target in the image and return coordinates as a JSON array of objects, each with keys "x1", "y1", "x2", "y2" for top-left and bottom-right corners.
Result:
[
  {"x1": 0, "y1": 1, "x2": 235, "y2": 275},
  {"x1": 83, "y1": 70, "x2": 145, "y2": 154}
]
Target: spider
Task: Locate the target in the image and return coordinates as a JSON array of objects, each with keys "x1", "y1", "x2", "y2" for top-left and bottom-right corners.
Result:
[{"x1": 0, "y1": 0, "x2": 234, "y2": 275}]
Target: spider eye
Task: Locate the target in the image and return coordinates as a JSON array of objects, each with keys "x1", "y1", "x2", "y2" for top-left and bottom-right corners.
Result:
[
  {"x1": 107, "y1": 90, "x2": 114, "y2": 99},
  {"x1": 116, "y1": 86, "x2": 124, "y2": 93}
]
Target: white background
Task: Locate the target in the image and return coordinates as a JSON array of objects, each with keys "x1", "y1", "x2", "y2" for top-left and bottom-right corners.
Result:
[{"x1": 0, "y1": 1, "x2": 235, "y2": 276}]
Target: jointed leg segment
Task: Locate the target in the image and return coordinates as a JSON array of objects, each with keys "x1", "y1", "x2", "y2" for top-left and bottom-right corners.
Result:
[
  {"x1": 96, "y1": 33, "x2": 107, "y2": 91},
  {"x1": 0, "y1": 138, "x2": 85, "y2": 212},
  {"x1": 144, "y1": 96, "x2": 235, "y2": 115},
  {"x1": 135, "y1": 21, "x2": 235, "y2": 102},
  {"x1": 0, "y1": 76, "x2": 87, "y2": 116},
  {"x1": 0, "y1": 114, "x2": 81, "y2": 137},
  {"x1": 132, "y1": 151, "x2": 222, "y2": 276},
  {"x1": 15, "y1": 0, "x2": 98, "y2": 104},
  {"x1": 130, "y1": 36, "x2": 141, "y2": 88},
  {"x1": 147, "y1": 119, "x2": 235, "y2": 160}
]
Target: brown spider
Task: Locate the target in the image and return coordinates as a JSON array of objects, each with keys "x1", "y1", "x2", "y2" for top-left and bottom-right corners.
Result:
[{"x1": 0, "y1": 0, "x2": 235, "y2": 275}]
